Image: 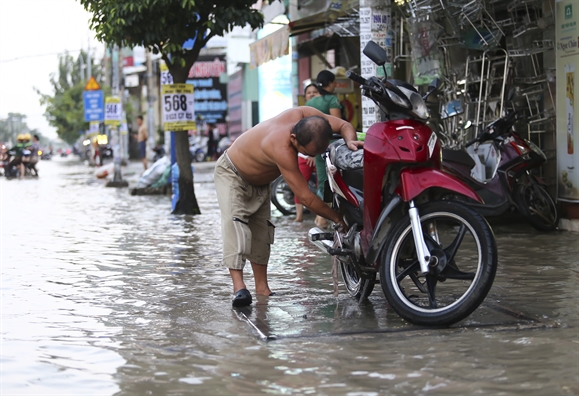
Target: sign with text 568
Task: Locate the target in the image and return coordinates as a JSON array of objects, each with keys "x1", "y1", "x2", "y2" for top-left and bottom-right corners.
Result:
[
  {"x1": 161, "y1": 84, "x2": 196, "y2": 131},
  {"x1": 104, "y1": 96, "x2": 122, "y2": 126}
]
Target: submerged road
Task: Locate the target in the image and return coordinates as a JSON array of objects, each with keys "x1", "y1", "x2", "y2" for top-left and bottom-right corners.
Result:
[{"x1": 1, "y1": 157, "x2": 577, "y2": 395}]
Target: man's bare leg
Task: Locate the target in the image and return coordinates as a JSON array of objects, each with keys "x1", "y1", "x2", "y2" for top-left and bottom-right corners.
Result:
[
  {"x1": 229, "y1": 269, "x2": 246, "y2": 293},
  {"x1": 295, "y1": 203, "x2": 304, "y2": 222},
  {"x1": 251, "y1": 261, "x2": 272, "y2": 296}
]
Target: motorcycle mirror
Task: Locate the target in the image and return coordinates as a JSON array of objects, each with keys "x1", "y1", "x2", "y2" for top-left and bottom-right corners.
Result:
[
  {"x1": 507, "y1": 87, "x2": 516, "y2": 101},
  {"x1": 463, "y1": 120, "x2": 472, "y2": 130},
  {"x1": 363, "y1": 41, "x2": 387, "y2": 67},
  {"x1": 428, "y1": 78, "x2": 443, "y2": 92}
]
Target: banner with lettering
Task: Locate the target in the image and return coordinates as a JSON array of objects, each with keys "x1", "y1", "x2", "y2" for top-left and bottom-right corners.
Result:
[
  {"x1": 556, "y1": 0, "x2": 579, "y2": 201},
  {"x1": 186, "y1": 55, "x2": 228, "y2": 125}
]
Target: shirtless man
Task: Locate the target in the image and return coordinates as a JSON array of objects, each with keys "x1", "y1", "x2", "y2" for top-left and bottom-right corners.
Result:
[{"x1": 214, "y1": 106, "x2": 363, "y2": 307}]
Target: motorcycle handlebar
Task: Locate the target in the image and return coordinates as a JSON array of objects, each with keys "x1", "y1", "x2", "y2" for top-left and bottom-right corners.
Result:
[
  {"x1": 465, "y1": 138, "x2": 478, "y2": 148},
  {"x1": 346, "y1": 71, "x2": 368, "y2": 86}
]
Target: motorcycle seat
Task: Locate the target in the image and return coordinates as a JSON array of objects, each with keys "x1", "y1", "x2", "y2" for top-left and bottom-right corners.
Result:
[
  {"x1": 329, "y1": 139, "x2": 364, "y2": 170},
  {"x1": 442, "y1": 148, "x2": 475, "y2": 170}
]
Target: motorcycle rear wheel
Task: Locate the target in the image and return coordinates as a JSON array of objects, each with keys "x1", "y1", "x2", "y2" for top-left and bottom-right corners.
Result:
[
  {"x1": 380, "y1": 201, "x2": 497, "y2": 326},
  {"x1": 270, "y1": 176, "x2": 296, "y2": 215},
  {"x1": 514, "y1": 181, "x2": 558, "y2": 231},
  {"x1": 339, "y1": 256, "x2": 375, "y2": 300}
]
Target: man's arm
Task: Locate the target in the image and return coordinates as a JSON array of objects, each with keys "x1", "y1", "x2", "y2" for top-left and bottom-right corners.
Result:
[{"x1": 275, "y1": 147, "x2": 346, "y2": 227}]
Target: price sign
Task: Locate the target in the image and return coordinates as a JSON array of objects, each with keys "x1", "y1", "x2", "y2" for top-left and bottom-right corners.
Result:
[
  {"x1": 160, "y1": 62, "x2": 174, "y2": 85},
  {"x1": 104, "y1": 96, "x2": 122, "y2": 126},
  {"x1": 161, "y1": 84, "x2": 196, "y2": 131},
  {"x1": 89, "y1": 121, "x2": 99, "y2": 134}
]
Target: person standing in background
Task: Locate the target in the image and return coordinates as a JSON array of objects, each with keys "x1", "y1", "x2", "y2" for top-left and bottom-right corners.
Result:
[
  {"x1": 136, "y1": 115, "x2": 148, "y2": 170},
  {"x1": 294, "y1": 83, "x2": 320, "y2": 222},
  {"x1": 305, "y1": 70, "x2": 342, "y2": 228}
]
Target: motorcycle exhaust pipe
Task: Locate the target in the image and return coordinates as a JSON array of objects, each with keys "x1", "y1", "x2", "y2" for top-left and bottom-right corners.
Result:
[{"x1": 308, "y1": 227, "x2": 334, "y2": 254}]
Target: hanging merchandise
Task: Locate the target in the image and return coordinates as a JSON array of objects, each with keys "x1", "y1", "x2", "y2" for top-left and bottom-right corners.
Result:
[{"x1": 407, "y1": 16, "x2": 445, "y2": 85}]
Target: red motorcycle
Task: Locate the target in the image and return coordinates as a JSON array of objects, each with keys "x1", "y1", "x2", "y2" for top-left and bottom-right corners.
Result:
[{"x1": 309, "y1": 41, "x2": 498, "y2": 326}]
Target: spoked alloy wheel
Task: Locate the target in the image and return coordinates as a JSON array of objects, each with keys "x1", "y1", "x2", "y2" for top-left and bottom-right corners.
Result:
[
  {"x1": 515, "y1": 182, "x2": 558, "y2": 231},
  {"x1": 380, "y1": 201, "x2": 497, "y2": 326},
  {"x1": 339, "y1": 256, "x2": 375, "y2": 300},
  {"x1": 270, "y1": 176, "x2": 296, "y2": 215}
]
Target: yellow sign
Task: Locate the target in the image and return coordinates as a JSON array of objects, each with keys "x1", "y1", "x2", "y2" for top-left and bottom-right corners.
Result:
[
  {"x1": 84, "y1": 76, "x2": 101, "y2": 91},
  {"x1": 104, "y1": 96, "x2": 122, "y2": 126},
  {"x1": 161, "y1": 84, "x2": 196, "y2": 131}
]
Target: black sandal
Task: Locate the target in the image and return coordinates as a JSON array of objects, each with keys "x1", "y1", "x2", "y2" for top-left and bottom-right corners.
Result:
[{"x1": 232, "y1": 289, "x2": 252, "y2": 307}]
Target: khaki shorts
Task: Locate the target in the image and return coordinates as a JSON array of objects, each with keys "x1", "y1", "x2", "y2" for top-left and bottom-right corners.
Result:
[{"x1": 214, "y1": 153, "x2": 275, "y2": 270}]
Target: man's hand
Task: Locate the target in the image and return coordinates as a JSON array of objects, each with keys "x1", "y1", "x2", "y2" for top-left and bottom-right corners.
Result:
[
  {"x1": 334, "y1": 218, "x2": 349, "y2": 233},
  {"x1": 306, "y1": 156, "x2": 315, "y2": 167},
  {"x1": 347, "y1": 140, "x2": 364, "y2": 151}
]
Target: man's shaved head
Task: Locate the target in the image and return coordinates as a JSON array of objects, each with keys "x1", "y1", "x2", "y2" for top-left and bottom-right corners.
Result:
[{"x1": 292, "y1": 116, "x2": 333, "y2": 151}]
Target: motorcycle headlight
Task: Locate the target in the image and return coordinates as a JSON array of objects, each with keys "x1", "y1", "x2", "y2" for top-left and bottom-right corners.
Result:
[
  {"x1": 398, "y1": 86, "x2": 429, "y2": 119},
  {"x1": 386, "y1": 89, "x2": 411, "y2": 109},
  {"x1": 526, "y1": 140, "x2": 547, "y2": 160}
]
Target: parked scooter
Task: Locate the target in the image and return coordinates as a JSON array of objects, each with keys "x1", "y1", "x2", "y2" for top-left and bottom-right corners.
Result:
[
  {"x1": 308, "y1": 41, "x2": 497, "y2": 326},
  {"x1": 441, "y1": 111, "x2": 558, "y2": 231},
  {"x1": 189, "y1": 135, "x2": 208, "y2": 162}
]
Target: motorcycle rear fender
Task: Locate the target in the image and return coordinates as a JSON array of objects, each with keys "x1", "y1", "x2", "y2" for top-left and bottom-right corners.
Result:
[{"x1": 396, "y1": 168, "x2": 483, "y2": 203}]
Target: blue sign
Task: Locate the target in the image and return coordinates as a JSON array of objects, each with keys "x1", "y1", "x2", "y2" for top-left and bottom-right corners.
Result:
[{"x1": 83, "y1": 90, "x2": 104, "y2": 122}]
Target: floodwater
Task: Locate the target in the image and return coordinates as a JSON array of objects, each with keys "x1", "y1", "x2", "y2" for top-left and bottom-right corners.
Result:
[{"x1": 1, "y1": 157, "x2": 578, "y2": 395}]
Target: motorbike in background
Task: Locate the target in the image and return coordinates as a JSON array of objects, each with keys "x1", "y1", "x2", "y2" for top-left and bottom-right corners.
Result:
[
  {"x1": 441, "y1": 111, "x2": 558, "y2": 231},
  {"x1": 308, "y1": 40, "x2": 498, "y2": 326},
  {"x1": 271, "y1": 172, "x2": 318, "y2": 215},
  {"x1": 189, "y1": 135, "x2": 208, "y2": 162}
]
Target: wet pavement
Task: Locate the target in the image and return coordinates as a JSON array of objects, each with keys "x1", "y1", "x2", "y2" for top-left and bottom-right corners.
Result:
[{"x1": 1, "y1": 157, "x2": 578, "y2": 395}]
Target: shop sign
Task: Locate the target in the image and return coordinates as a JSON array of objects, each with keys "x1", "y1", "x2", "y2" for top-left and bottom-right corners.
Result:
[
  {"x1": 186, "y1": 55, "x2": 228, "y2": 125},
  {"x1": 556, "y1": 0, "x2": 579, "y2": 202}
]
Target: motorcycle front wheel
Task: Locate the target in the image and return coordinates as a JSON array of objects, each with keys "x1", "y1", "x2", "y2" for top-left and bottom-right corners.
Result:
[
  {"x1": 270, "y1": 176, "x2": 296, "y2": 215},
  {"x1": 514, "y1": 181, "x2": 558, "y2": 231},
  {"x1": 380, "y1": 201, "x2": 497, "y2": 326}
]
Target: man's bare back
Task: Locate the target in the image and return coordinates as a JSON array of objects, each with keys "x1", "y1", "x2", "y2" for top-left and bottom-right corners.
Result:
[{"x1": 227, "y1": 106, "x2": 359, "y2": 187}]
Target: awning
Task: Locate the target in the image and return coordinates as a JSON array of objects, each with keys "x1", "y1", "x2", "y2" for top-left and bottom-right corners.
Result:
[
  {"x1": 288, "y1": 0, "x2": 359, "y2": 36},
  {"x1": 249, "y1": 25, "x2": 290, "y2": 69}
]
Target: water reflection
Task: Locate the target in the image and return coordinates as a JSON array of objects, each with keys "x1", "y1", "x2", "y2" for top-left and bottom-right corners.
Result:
[{"x1": 1, "y1": 158, "x2": 577, "y2": 395}]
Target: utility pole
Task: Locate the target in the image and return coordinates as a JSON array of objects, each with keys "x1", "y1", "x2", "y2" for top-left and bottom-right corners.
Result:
[
  {"x1": 146, "y1": 49, "x2": 156, "y2": 155},
  {"x1": 106, "y1": 44, "x2": 128, "y2": 187}
]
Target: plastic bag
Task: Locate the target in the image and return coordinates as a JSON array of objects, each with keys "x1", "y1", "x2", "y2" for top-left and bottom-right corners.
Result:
[{"x1": 136, "y1": 156, "x2": 170, "y2": 188}]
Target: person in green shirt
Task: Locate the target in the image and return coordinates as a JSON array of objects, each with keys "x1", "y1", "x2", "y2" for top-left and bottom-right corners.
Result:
[
  {"x1": 305, "y1": 70, "x2": 342, "y2": 228},
  {"x1": 7, "y1": 134, "x2": 31, "y2": 178}
]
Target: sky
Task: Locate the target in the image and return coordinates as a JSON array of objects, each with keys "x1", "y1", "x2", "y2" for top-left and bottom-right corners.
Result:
[{"x1": 0, "y1": 0, "x2": 105, "y2": 140}]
